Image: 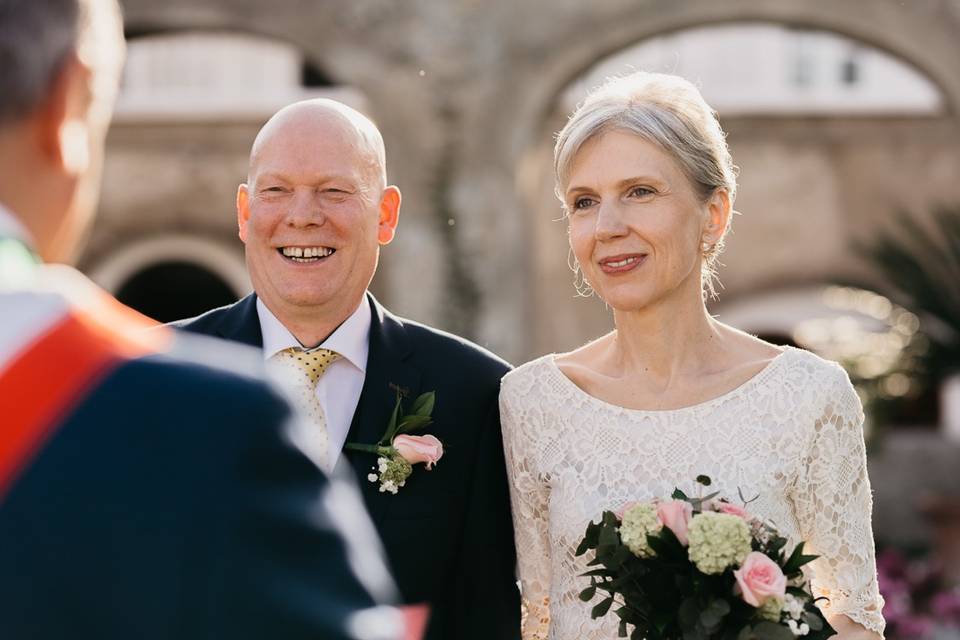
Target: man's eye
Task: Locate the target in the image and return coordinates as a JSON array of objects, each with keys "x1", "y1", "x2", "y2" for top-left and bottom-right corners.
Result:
[{"x1": 262, "y1": 186, "x2": 285, "y2": 193}]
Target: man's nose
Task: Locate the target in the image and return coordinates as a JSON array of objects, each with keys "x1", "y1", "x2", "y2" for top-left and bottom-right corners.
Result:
[{"x1": 286, "y1": 189, "x2": 325, "y2": 226}]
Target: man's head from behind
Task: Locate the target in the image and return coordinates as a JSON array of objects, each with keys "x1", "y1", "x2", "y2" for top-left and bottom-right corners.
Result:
[
  {"x1": 237, "y1": 99, "x2": 401, "y2": 338},
  {"x1": 0, "y1": 0, "x2": 124, "y2": 262}
]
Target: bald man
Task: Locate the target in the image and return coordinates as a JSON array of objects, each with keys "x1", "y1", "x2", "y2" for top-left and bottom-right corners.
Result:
[
  {"x1": 0, "y1": 2, "x2": 403, "y2": 639},
  {"x1": 173, "y1": 100, "x2": 521, "y2": 640}
]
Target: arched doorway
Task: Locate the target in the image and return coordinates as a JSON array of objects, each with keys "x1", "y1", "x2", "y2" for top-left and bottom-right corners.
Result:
[
  {"x1": 88, "y1": 234, "x2": 250, "y2": 323},
  {"x1": 116, "y1": 261, "x2": 237, "y2": 323}
]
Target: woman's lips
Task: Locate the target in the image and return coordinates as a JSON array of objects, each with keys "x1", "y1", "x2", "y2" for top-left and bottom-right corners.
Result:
[{"x1": 598, "y1": 253, "x2": 647, "y2": 274}]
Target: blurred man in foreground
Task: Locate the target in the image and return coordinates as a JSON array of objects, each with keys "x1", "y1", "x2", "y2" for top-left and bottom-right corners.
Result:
[{"x1": 0, "y1": 1, "x2": 404, "y2": 638}]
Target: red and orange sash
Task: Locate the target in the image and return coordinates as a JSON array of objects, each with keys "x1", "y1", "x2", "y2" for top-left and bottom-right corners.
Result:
[{"x1": 0, "y1": 272, "x2": 168, "y2": 499}]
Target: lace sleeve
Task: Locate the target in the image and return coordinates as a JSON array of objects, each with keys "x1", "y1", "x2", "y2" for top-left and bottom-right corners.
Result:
[
  {"x1": 500, "y1": 382, "x2": 551, "y2": 640},
  {"x1": 792, "y1": 365, "x2": 885, "y2": 637}
]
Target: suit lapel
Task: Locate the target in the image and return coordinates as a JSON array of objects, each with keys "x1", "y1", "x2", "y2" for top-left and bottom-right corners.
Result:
[
  {"x1": 343, "y1": 293, "x2": 420, "y2": 527},
  {"x1": 214, "y1": 294, "x2": 263, "y2": 348}
]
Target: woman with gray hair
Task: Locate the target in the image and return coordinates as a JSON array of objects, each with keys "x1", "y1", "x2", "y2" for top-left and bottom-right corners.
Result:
[{"x1": 500, "y1": 71, "x2": 885, "y2": 639}]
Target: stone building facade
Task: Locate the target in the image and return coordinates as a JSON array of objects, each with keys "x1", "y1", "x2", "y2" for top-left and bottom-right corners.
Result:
[{"x1": 86, "y1": 0, "x2": 960, "y2": 366}]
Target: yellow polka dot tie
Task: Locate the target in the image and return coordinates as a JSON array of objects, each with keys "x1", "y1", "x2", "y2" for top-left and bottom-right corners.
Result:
[{"x1": 273, "y1": 347, "x2": 340, "y2": 472}]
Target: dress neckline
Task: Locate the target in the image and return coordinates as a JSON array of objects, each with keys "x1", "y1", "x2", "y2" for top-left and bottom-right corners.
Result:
[{"x1": 545, "y1": 345, "x2": 796, "y2": 415}]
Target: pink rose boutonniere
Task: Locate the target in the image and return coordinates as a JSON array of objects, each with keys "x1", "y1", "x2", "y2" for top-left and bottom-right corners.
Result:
[{"x1": 345, "y1": 389, "x2": 442, "y2": 494}]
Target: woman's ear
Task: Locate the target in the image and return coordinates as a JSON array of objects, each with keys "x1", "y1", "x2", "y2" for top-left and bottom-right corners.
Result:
[{"x1": 702, "y1": 188, "x2": 731, "y2": 245}]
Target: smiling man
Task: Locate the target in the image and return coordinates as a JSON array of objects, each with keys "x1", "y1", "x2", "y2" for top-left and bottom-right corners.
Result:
[{"x1": 173, "y1": 99, "x2": 521, "y2": 640}]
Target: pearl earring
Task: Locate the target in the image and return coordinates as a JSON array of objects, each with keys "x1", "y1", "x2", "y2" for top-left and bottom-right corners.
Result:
[{"x1": 701, "y1": 241, "x2": 712, "y2": 253}]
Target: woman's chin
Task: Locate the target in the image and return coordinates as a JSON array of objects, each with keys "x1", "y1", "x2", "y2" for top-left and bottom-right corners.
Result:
[{"x1": 597, "y1": 290, "x2": 660, "y2": 313}]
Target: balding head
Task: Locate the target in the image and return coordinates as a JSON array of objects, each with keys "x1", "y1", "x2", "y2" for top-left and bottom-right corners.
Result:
[{"x1": 248, "y1": 99, "x2": 387, "y2": 195}]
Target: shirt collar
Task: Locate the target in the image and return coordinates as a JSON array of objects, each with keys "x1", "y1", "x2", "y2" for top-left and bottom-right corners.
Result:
[
  {"x1": 257, "y1": 296, "x2": 370, "y2": 373},
  {"x1": 0, "y1": 202, "x2": 35, "y2": 249}
]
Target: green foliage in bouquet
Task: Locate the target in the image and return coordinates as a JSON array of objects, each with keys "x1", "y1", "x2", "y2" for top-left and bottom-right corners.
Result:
[{"x1": 575, "y1": 476, "x2": 835, "y2": 640}]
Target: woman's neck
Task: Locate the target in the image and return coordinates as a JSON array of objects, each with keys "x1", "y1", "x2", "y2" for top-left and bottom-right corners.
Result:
[{"x1": 608, "y1": 288, "x2": 725, "y2": 384}]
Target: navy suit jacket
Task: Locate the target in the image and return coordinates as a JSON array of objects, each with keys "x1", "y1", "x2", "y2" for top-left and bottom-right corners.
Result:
[
  {"x1": 0, "y1": 261, "x2": 401, "y2": 639},
  {"x1": 173, "y1": 293, "x2": 522, "y2": 640}
]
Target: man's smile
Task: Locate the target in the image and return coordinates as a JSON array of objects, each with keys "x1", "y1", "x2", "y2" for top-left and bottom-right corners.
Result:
[{"x1": 278, "y1": 246, "x2": 336, "y2": 263}]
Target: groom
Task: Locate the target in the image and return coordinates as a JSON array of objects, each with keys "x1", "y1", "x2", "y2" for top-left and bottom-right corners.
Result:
[{"x1": 173, "y1": 99, "x2": 521, "y2": 640}]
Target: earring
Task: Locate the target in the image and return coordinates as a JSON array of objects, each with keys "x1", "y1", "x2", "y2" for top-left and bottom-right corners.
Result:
[{"x1": 701, "y1": 240, "x2": 712, "y2": 254}]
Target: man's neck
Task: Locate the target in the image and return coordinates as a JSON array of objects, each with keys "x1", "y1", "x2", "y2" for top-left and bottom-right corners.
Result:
[{"x1": 266, "y1": 295, "x2": 367, "y2": 349}]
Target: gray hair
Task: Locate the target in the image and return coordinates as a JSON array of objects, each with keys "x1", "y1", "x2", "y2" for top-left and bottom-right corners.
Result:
[
  {"x1": 0, "y1": 0, "x2": 123, "y2": 125},
  {"x1": 554, "y1": 71, "x2": 738, "y2": 297}
]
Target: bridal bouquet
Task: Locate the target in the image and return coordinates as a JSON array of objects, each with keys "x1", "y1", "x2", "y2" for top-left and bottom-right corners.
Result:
[{"x1": 576, "y1": 476, "x2": 834, "y2": 640}]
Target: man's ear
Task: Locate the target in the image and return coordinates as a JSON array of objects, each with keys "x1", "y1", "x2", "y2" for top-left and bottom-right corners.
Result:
[
  {"x1": 35, "y1": 52, "x2": 93, "y2": 176},
  {"x1": 237, "y1": 183, "x2": 251, "y2": 243},
  {"x1": 377, "y1": 185, "x2": 402, "y2": 245}
]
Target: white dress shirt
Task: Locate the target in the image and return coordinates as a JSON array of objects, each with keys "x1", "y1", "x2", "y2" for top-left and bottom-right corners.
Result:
[{"x1": 257, "y1": 297, "x2": 370, "y2": 470}]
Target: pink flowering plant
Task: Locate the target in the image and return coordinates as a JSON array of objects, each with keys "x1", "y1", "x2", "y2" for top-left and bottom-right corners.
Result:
[
  {"x1": 345, "y1": 389, "x2": 442, "y2": 494},
  {"x1": 576, "y1": 475, "x2": 834, "y2": 639},
  {"x1": 877, "y1": 547, "x2": 960, "y2": 639}
]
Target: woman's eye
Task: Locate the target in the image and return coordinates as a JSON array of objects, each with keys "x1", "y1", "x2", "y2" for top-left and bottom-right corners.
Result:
[
  {"x1": 572, "y1": 196, "x2": 596, "y2": 210},
  {"x1": 628, "y1": 186, "x2": 655, "y2": 198}
]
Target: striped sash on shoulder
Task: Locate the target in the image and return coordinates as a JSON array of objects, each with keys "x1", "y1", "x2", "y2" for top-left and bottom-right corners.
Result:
[{"x1": 0, "y1": 266, "x2": 170, "y2": 499}]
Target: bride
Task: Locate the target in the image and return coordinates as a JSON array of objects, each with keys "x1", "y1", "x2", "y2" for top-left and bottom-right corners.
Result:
[{"x1": 500, "y1": 71, "x2": 885, "y2": 640}]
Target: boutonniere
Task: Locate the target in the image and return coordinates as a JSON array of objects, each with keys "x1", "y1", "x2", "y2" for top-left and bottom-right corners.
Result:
[{"x1": 345, "y1": 389, "x2": 442, "y2": 494}]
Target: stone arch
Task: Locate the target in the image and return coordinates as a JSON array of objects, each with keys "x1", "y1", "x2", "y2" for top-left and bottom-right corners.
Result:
[{"x1": 89, "y1": 234, "x2": 250, "y2": 300}]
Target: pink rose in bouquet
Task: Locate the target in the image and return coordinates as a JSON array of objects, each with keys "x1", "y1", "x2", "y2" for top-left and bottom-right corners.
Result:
[
  {"x1": 717, "y1": 501, "x2": 751, "y2": 520},
  {"x1": 734, "y1": 551, "x2": 787, "y2": 607},
  {"x1": 657, "y1": 499, "x2": 693, "y2": 545}
]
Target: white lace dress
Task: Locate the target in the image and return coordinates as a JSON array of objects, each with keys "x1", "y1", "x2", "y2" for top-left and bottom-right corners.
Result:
[{"x1": 500, "y1": 346, "x2": 885, "y2": 639}]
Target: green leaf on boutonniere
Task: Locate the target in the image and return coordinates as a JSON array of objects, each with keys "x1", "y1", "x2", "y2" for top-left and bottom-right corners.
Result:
[
  {"x1": 346, "y1": 386, "x2": 440, "y2": 495},
  {"x1": 397, "y1": 415, "x2": 433, "y2": 435},
  {"x1": 379, "y1": 393, "x2": 405, "y2": 445},
  {"x1": 410, "y1": 391, "x2": 435, "y2": 417}
]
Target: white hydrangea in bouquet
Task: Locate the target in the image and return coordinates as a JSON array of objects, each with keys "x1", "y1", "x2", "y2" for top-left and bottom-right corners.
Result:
[{"x1": 576, "y1": 475, "x2": 834, "y2": 640}]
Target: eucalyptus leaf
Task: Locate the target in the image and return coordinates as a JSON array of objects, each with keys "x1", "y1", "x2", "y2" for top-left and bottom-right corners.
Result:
[
  {"x1": 592, "y1": 596, "x2": 614, "y2": 618},
  {"x1": 672, "y1": 488, "x2": 689, "y2": 501},
  {"x1": 752, "y1": 622, "x2": 795, "y2": 640},
  {"x1": 579, "y1": 584, "x2": 597, "y2": 602},
  {"x1": 599, "y1": 522, "x2": 620, "y2": 547},
  {"x1": 619, "y1": 619, "x2": 628, "y2": 637},
  {"x1": 802, "y1": 611, "x2": 824, "y2": 631},
  {"x1": 578, "y1": 520, "x2": 601, "y2": 554},
  {"x1": 678, "y1": 598, "x2": 700, "y2": 630},
  {"x1": 683, "y1": 628, "x2": 707, "y2": 640},
  {"x1": 696, "y1": 475, "x2": 712, "y2": 486},
  {"x1": 603, "y1": 510, "x2": 621, "y2": 527}
]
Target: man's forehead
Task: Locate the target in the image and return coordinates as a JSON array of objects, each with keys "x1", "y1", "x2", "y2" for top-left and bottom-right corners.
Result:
[{"x1": 250, "y1": 108, "x2": 382, "y2": 174}]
